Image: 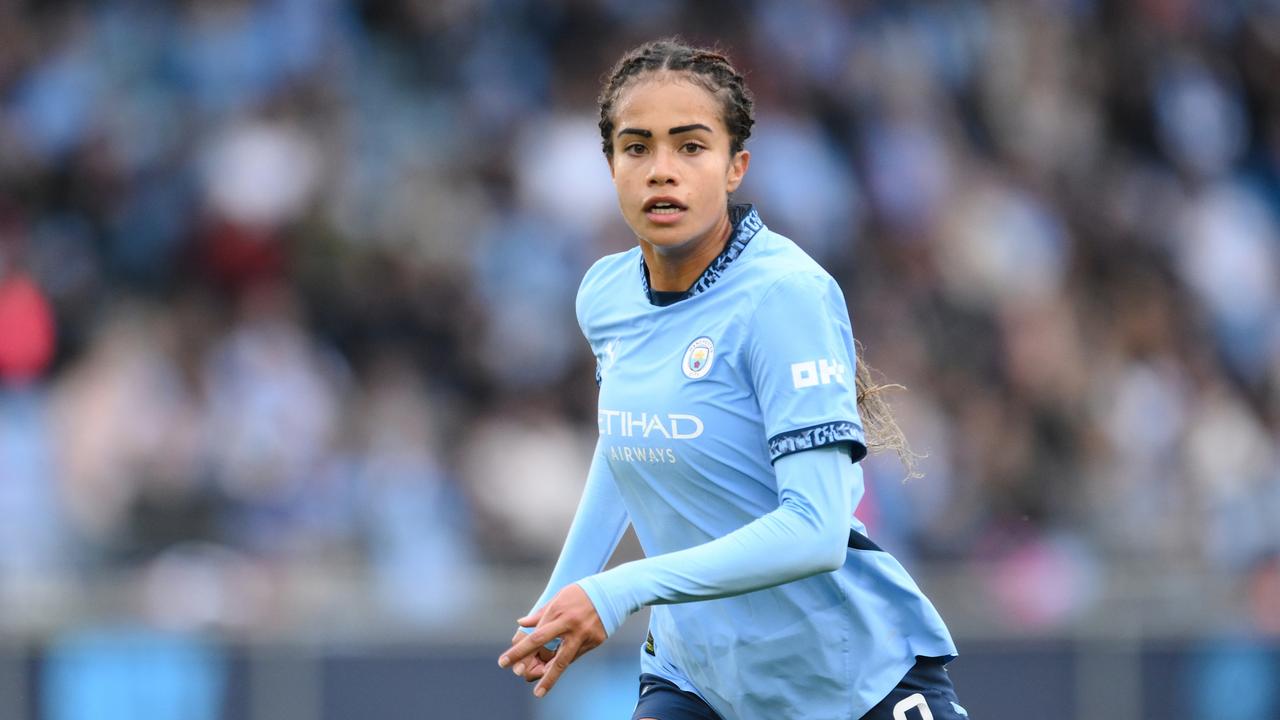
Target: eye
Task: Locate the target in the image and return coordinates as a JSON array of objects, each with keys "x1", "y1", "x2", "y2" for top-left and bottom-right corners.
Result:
[
  {"x1": 681, "y1": 142, "x2": 705, "y2": 154},
  {"x1": 624, "y1": 143, "x2": 648, "y2": 156}
]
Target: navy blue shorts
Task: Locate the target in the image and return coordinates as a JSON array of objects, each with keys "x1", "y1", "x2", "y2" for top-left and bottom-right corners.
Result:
[{"x1": 632, "y1": 657, "x2": 968, "y2": 720}]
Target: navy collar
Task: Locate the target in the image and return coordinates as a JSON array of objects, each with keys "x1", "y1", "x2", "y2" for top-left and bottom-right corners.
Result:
[{"x1": 640, "y1": 203, "x2": 764, "y2": 306}]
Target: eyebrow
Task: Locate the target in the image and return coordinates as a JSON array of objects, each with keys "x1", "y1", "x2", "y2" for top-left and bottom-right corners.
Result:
[
  {"x1": 616, "y1": 123, "x2": 715, "y2": 139},
  {"x1": 668, "y1": 123, "x2": 713, "y2": 135}
]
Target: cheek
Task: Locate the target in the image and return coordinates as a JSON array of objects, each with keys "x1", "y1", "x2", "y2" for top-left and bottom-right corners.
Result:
[
  {"x1": 611, "y1": 167, "x2": 633, "y2": 193},
  {"x1": 712, "y1": 166, "x2": 735, "y2": 194}
]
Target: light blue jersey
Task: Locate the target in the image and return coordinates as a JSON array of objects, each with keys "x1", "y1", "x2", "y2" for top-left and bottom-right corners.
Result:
[{"x1": 547, "y1": 205, "x2": 955, "y2": 720}]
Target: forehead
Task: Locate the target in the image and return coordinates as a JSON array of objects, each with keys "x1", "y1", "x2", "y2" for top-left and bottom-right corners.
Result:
[{"x1": 612, "y1": 73, "x2": 725, "y2": 133}]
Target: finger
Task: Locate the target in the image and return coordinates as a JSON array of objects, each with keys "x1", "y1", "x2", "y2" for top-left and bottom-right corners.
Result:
[
  {"x1": 524, "y1": 648, "x2": 555, "y2": 681},
  {"x1": 514, "y1": 648, "x2": 552, "y2": 681},
  {"x1": 499, "y1": 619, "x2": 566, "y2": 669},
  {"x1": 509, "y1": 628, "x2": 559, "y2": 677},
  {"x1": 532, "y1": 642, "x2": 576, "y2": 697},
  {"x1": 520, "y1": 655, "x2": 550, "y2": 682},
  {"x1": 510, "y1": 632, "x2": 560, "y2": 678},
  {"x1": 510, "y1": 625, "x2": 540, "y2": 647},
  {"x1": 517, "y1": 606, "x2": 545, "y2": 627},
  {"x1": 533, "y1": 636, "x2": 582, "y2": 698}
]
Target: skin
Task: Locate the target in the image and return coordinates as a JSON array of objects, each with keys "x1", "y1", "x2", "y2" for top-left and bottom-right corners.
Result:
[
  {"x1": 609, "y1": 72, "x2": 750, "y2": 292},
  {"x1": 497, "y1": 71, "x2": 752, "y2": 699}
]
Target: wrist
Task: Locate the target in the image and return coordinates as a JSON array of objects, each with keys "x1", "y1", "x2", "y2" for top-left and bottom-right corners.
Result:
[{"x1": 574, "y1": 577, "x2": 627, "y2": 638}]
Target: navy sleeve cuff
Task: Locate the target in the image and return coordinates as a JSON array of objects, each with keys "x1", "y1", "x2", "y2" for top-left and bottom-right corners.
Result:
[{"x1": 767, "y1": 421, "x2": 867, "y2": 463}]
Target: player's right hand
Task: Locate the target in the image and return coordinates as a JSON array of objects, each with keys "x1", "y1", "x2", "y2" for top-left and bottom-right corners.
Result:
[
  {"x1": 508, "y1": 629, "x2": 555, "y2": 682},
  {"x1": 498, "y1": 583, "x2": 607, "y2": 698}
]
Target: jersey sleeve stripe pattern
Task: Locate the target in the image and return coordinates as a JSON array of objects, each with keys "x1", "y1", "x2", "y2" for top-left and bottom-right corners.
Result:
[{"x1": 767, "y1": 420, "x2": 867, "y2": 463}]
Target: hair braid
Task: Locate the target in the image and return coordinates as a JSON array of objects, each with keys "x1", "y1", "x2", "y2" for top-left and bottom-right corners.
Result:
[{"x1": 598, "y1": 38, "x2": 754, "y2": 159}]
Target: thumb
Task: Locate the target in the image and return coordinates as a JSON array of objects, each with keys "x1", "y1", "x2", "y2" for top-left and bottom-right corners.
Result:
[{"x1": 517, "y1": 607, "x2": 545, "y2": 627}]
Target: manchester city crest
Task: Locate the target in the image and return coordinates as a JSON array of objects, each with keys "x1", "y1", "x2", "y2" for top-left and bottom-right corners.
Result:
[{"x1": 682, "y1": 336, "x2": 715, "y2": 379}]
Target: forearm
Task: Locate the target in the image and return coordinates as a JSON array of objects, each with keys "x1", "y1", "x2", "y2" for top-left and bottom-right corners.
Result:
[
  {"x1": 577, "y1": 445, "x2": 855, "y2": 636},
  {"x1": 529, "y1": 443, "x2": 630, "y2": 613}
]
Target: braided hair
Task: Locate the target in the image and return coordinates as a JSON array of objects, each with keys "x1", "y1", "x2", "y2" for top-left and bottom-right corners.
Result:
[{"x1": 598, "y1": 39, "x2": 754, "y2": 159}]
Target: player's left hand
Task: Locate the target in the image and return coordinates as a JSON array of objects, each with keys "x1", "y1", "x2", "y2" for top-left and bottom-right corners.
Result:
[{"x1": 498, "y1": 583, "x2": 606, "y2": 698}]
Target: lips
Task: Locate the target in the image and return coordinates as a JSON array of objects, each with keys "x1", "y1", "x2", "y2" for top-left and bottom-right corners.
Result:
[
  {"x1": 643, "y1": 197, "x2": 687, "y2": 225},
  {"x1": 643, "y1": 196, "x2": 687, "y2": 212}
]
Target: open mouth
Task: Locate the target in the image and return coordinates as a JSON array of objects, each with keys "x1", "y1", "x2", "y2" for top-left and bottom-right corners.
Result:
[{"x1": 644, "y1": 198, "x2": 687, "y2": 219}]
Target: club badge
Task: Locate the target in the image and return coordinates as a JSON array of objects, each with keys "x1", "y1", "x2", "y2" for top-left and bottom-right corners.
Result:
[{"x1": 682, "y1": 336, "x2": 715, "y2": 379}]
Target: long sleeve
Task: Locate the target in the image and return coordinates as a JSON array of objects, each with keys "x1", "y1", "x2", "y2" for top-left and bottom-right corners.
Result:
[
  {"x1": 576, "y1": 444, "x2": 855, "y2": 637},
  {"x1": 527, "y1": 440, "x2": 631, "y2": 615}
]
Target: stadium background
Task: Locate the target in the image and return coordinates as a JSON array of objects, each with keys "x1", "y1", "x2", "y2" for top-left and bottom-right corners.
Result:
[{"x1": 0, "y1": 0, "x2": 1278, "y2": 718}]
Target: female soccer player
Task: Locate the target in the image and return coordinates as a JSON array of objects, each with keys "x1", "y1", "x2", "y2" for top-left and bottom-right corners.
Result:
[{"x1": 498, "y1": 39, "x2": 966, "y2": 720}]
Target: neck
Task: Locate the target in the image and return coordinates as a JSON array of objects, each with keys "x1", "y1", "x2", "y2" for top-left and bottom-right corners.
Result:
[{"x1": 640, "y1": 212, "x2": 734, "y2": 293}]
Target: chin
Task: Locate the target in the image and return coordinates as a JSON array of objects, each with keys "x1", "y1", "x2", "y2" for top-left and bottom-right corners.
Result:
[
  {"x1": 642, "y1": 229, "x2": 700, "y2": 253},
  {"x1": 642, "y1": 216, "x2": 711, "y2": 244}
]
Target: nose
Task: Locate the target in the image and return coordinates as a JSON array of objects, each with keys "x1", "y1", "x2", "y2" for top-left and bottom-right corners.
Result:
[{"x1": 647, "y1": 147, "x2": 678, "y2": 186}]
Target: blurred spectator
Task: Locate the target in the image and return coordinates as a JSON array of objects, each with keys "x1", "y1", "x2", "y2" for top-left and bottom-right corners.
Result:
[
  {"x1": 50, "y1": 303, "x2": 200, "y2": 558},
  {"x1": 354, "y1": 350, "x2": 480, "y2": 626},
  {"x1": 0, "y1": 269, "x2": 56, "y2": 385},
  {"x1": 204, "y1": 283, "x2": 346, "y2": 557},
  {"x1": 460, "y1": 406, "x2": 594, "y2": 563}
]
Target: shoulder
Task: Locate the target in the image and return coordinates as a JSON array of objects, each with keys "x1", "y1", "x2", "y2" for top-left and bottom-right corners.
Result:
[
  {"x1": 744, "y1": 228, "x2": 846, "y2": 310},
  {"x1": 576, "y1": 247, "x2": 641, "y2": 333}
]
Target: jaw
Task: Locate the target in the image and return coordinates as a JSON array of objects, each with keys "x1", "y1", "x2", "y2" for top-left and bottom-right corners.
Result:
[{"x1": 640, "y1": 209, "x2": 731, "y2": 259}]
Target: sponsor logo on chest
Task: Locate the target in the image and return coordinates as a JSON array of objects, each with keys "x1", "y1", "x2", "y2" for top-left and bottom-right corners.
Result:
[
  {"x1": 598, "y1": 410, "x2": 703, "y2": 439},
  {"x1": 597, "y1": 336, "x2": 719, "y2": 466},
  {"x1": 597, "y1": 410, "x2": 700, "y2": 466}
]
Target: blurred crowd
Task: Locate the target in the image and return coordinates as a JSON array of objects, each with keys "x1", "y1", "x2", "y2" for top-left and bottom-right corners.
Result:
[{"x1": 1, "y1": 0, "x2": 1279, "y2": 637}]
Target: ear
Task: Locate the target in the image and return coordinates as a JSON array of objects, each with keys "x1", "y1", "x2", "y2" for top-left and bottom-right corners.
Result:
[
  {"x1": 606, "y1": 152, "x2": 617, "y2": 180},
  {"x1": 725, "y1": 150, "x2": 750, "y2": 193}
]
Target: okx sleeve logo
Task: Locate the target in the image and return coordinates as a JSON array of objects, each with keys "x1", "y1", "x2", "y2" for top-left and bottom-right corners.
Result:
[{"x1": 790, "y1": 359, "x2": 846, "y2": 389}]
